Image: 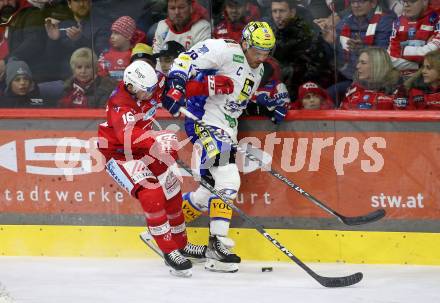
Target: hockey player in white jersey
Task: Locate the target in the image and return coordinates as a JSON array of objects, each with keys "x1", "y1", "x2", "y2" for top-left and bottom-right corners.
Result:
[{"x1": 162, "y1": 21, "x2": 276, "y2": 273}]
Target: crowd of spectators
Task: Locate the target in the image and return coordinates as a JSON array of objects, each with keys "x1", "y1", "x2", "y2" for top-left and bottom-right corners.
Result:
[{"x1": 0, "y1": 0, "x2": 438, "y2": 112}]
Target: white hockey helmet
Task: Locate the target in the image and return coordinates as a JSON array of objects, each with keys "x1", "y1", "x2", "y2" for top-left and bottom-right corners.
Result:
[{"x1": 123, "y1": 60, "x2": 158, "y2": 94}]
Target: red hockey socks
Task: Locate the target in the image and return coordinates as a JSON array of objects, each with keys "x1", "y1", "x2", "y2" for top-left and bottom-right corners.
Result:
[
  {"x1": 137, "y1": 188, "x2": 179, "y2": 254},
  {"x1": 165, "y1": 192, "x2": 187, "y2": 249}
]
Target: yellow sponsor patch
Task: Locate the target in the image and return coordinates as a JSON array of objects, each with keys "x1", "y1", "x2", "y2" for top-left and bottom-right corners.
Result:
[
  {"x1": 179, "y1": 54, "x2": 191, "y2": 61},
  {"x1": 182, "y1": 199, "x2": 203, "y2": 223},
  {"x1": 194, "y1": 124, "x2": 220, "y2": 159},
  {"x1": 209, "y1": 198, "x2": 233, "y2": 220}
]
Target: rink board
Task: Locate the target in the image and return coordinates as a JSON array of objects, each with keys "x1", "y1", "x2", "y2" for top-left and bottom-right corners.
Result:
[
  {"x1": 0, "y1": 225, "x2": 439, "y2": 265},
  {"x1": 0, "y1": 110, "x2": 440, "y2": 265}
]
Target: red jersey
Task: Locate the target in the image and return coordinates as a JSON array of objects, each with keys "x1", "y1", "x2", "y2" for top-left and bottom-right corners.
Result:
[
  {"x1": 341, "y1": 83, "x2": 396, "y2": 110},
  {"x1": 97, "y1": 80, "x2": 164, "y2": 161},
  {"x1": 98, "y1": 48, "x2": 132, "y2": 81},
  {"x1": 407, "y1": 87, "x2": 440, "y2": 109},
  {"x1": 98, "y1": 71, "x2": 217, "y2": 160},
  {"x1": 388, "y1": 9, "x2": 440, "y2": 69}
]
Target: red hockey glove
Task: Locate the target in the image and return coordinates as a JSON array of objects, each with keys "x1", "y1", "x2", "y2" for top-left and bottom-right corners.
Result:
[{"x1": 205, "y1": 75, "x2": 234, "y2": 96}]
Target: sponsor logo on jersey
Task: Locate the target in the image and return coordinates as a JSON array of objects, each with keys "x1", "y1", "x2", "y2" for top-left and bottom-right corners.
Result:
[
  {"x1": 413, "y1": 95, "x2": 424, "y2": 103},
  {"x1": 107, "y1": 159, "x2": 133, "y2": 193},
  {"x1": 239, "y1": 78, "x2": 255, "y2": 100},
  {"x1": 197, "y1": 44, "x2": 209, "y2": 54},
  {"x1": 420, "y1": 24, "x2": 433, "y2": 31},
  {"x1": 224, "y1": 113, "x2": 237, "y2": 128},
  {"x1": 394, "y1": 97, "x2": 408, "y2": 108},
  {"x1": 358, "y1": 102, "x2": 372, "y2": 109},
  {"x1": 233, "y1": 54, "x2": 244, "y2": 63},
  {"x1": 143, "y1": 106, "x2": 156, "y2": 121},
  {"x1": 408, "y1": 27, "x2": 416, "y2": 39},
  {"x1": 194, "y1": 124, "x2": 220, "y2": 159}
]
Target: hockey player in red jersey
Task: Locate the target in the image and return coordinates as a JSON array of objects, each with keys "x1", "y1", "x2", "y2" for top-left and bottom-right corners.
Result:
[{"x1": 97, "y1": 60, "x2": 234, "y2": 277}]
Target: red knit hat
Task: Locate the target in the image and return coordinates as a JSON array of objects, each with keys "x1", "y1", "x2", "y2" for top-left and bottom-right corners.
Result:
[
  {"x1": 298, "y1": 82, "x2": 328, "y2": 101},
  {"x1": 111, "y1": 16, "x2": 136, "y2": 40},
  {"x1": 297, "y1": 81, "x2": 335, "y2": 109}
]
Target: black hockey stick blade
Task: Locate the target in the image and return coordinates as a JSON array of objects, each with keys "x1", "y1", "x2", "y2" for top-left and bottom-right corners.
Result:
[
  {"x1": 316, "y1": 272, "x2": 363, "y2": 288},
  {"x1": 338, "y1": 209, "x2": 386, "y2": 226}
]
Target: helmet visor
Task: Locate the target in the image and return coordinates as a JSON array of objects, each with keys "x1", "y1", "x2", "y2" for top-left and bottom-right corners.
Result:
[{"x1": 136, "y1": 83, "x2": 157, "y2": 100}]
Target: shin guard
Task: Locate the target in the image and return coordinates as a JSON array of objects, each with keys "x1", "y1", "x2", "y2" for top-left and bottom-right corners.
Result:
[
  {"x1": 137, "y1": 188, "x2": 178, "y2": 254},
  {"x1": 208, "y1": 195, "x2": 233, "y2": 237},
  {"x1": 182, "y1": 192, "x2": 203, "y2": 223},
  {"x1": 165, "y1": 192, "x2": 188, "y2": 249}
]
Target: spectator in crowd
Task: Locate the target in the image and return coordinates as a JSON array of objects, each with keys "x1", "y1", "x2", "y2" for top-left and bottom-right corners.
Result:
[
  {"x1": 340, "y1": 47, "x2": 400, "y2": 109},
  {"x1": 269, "y1": 0, "x2": 333, "y2": 100},
  {"x1": 58, "y1": 47, "x2": 114, "y2": 108},
  {"x1": 130, "y1": 42, "x2": 156, "y2": 67},
  {"x1": 293, "y1": 81, "x2": 335, "y2": 109},
  {"x1": 213, "y1": 0, "x2": 260, "y2": 42},
  {"x1": 0, "y1": 0, "x2": 20, "y2": 92},
  {"x1": 5, "y1": 0, "x2": 53, "y2": 82},
  {"x1": 324, "y1": 0, "x2": 395, "y2": 105},
  {"x1": 388, "y1": 0, "x2": 440, "y2": 77},
  {"x1": 1, "y1": 59, "x2": 47, "y2": 107},
  {"x1": 152, "y1": 0, "x2": 210, "y2": 56},
  {"x1": 153, "y1": 40, "x2": 185, "y2": 75},
  {"x1": 404, "y1": 49, "x2": 440, "y2": 109},
  {"x1": 98, "y1": 16, "x2": 145, "y2": 82},
  {"x1": 44, "y1": 0, "x2": 111, "y2": 79}
]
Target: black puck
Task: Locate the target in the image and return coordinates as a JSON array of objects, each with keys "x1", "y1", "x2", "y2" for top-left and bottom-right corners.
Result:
[{"x1": 261, "y1": 267, "x2": 273, "y2": 272}]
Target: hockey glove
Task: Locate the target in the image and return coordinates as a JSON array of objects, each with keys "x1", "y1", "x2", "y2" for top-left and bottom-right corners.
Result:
[
  {"x1": 163, "y1": 87, "x2": 185, "y2": 116},
  {"x1": 163, "y1": 70, "x2": 188, "y2": 116},
  {"x1": 255, "y1": 82, "x2": 290, "y2": 110},
  {"x1": 271, "y1": 105, "x2": 287, "y2": 124},
  {"x1": 205, "y1": 75, "x2": 234, "y2": 96}
]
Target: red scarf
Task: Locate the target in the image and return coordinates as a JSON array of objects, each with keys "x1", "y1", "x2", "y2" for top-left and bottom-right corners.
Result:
[
  {"x1": 340, "y1": 6, "x2": 384, "y2": 54},
  {"x1": 59, "y1": 79, "x2": 93, "y2": 108}
]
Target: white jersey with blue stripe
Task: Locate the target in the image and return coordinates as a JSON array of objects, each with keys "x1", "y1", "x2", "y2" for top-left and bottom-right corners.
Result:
[{"x1": 169, "y1": 38, "x2": 264, "y2": 141}]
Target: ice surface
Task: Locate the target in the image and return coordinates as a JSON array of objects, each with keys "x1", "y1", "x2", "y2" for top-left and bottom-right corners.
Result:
[{"x1": 0, "y1": 257, "x2": 439, "y2": 303}]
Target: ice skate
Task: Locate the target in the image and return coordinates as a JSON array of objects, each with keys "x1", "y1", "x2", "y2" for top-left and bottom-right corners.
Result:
[
  {"x1": 164, "y1": 250, "x2": 193, "y2": 278},
  {"x1": 205, "y1": 235, "x2": 241, "y2": 273},
  {"x1": 180, "y1": 242, "x2": 207, "y2": 263}
]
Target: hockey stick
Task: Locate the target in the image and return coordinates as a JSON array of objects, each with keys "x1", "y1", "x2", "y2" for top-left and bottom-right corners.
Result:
[
  {"x1": 139, "y1": 230, "x2": 164, "y2": 258},
  {"x1": 179, "y1": 107, "x2": 385, "y2": 226},
  {"x1": 176, "y1": 159, "x2": 363, "y2": 287}
]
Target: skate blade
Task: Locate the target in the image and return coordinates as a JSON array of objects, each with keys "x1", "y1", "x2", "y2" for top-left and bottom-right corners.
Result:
[
  {"x1": 205, "y1": 258, "x2": 239, "y2": 273},
  {"x1": 169, "y1": 268, "x2": 192, "y2": 278}
]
